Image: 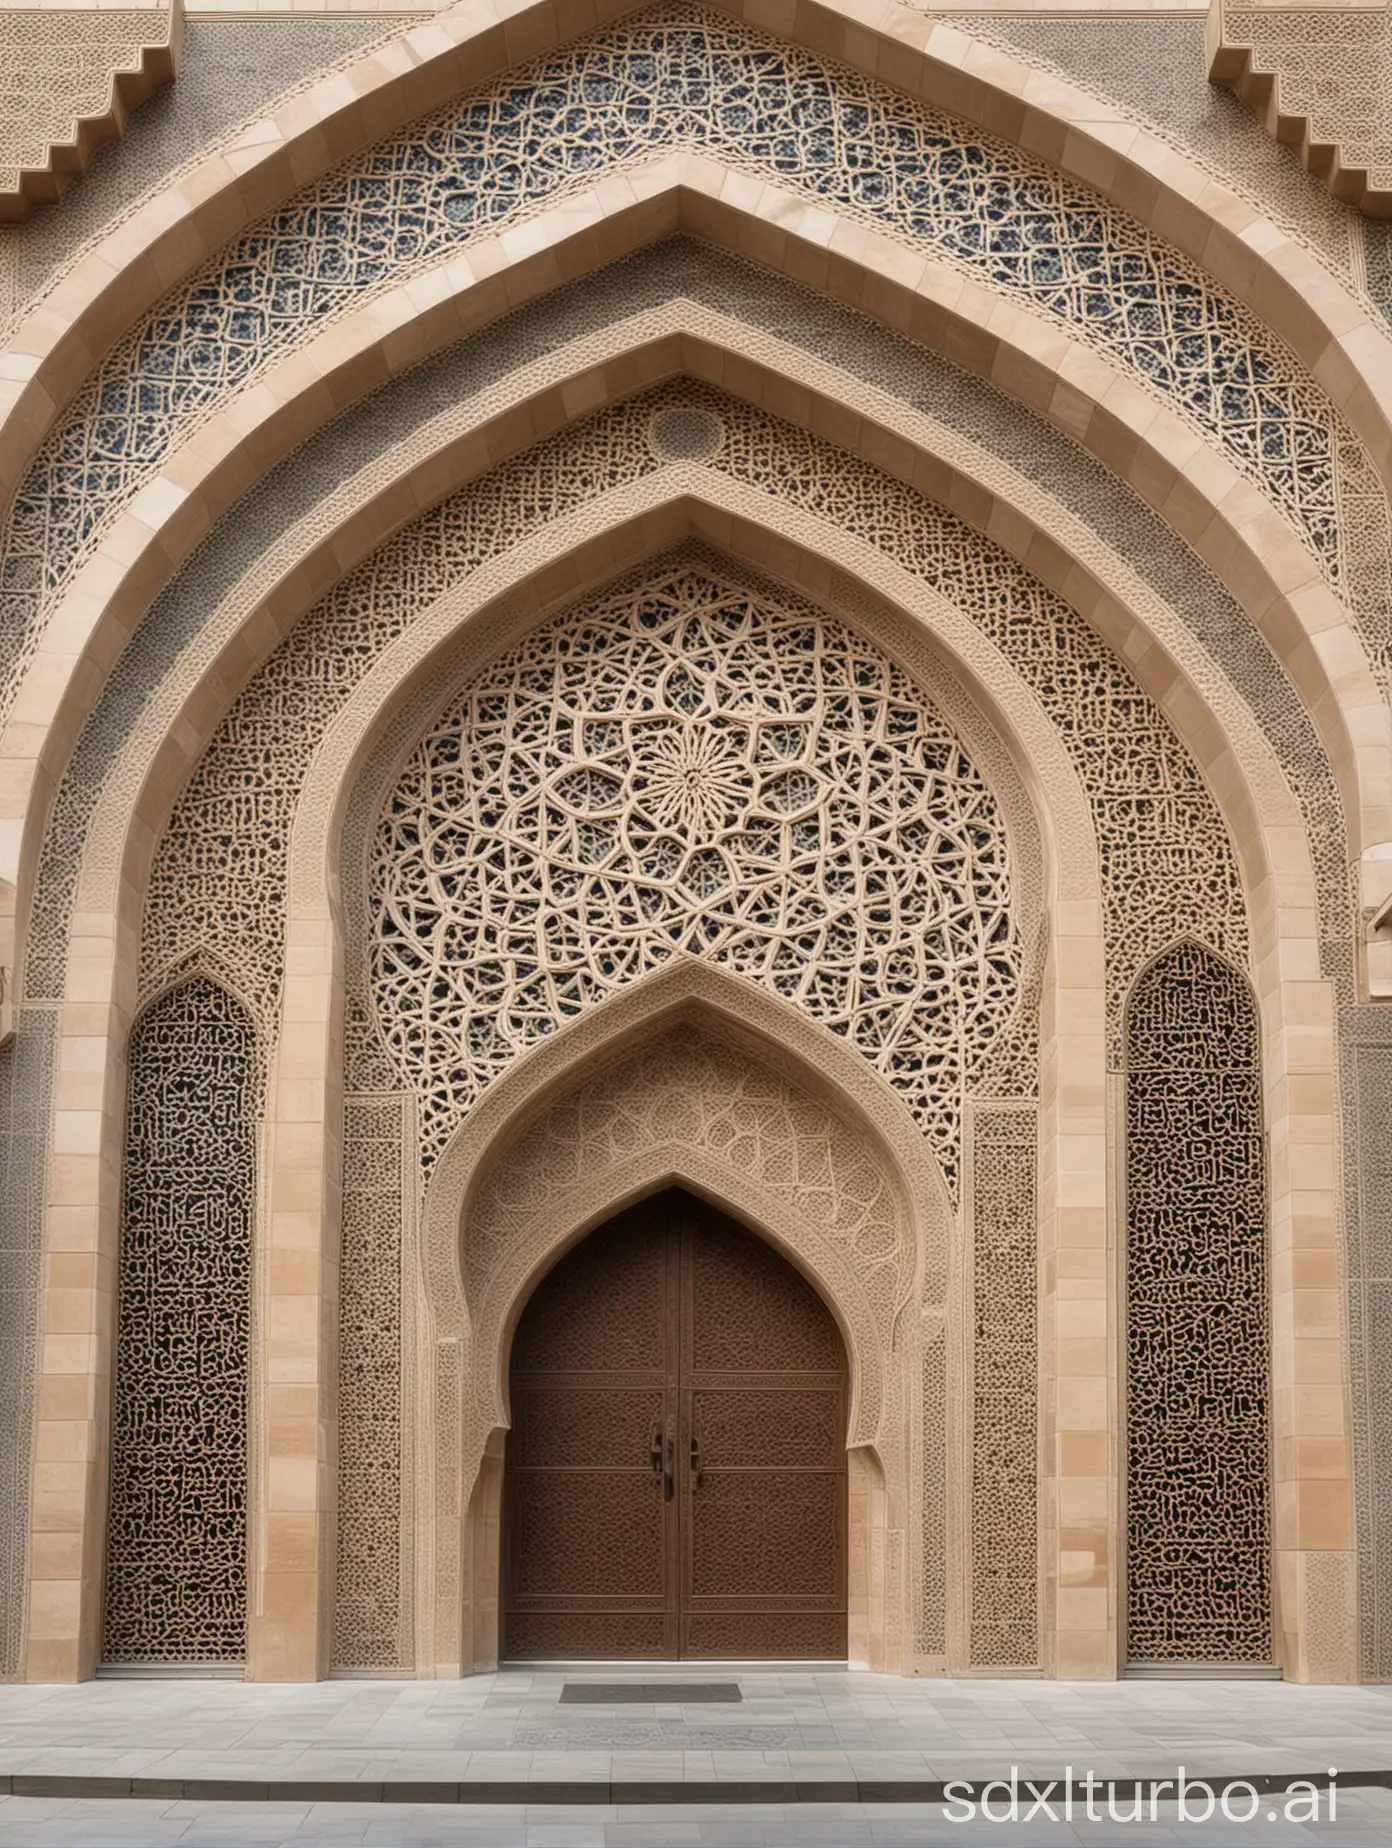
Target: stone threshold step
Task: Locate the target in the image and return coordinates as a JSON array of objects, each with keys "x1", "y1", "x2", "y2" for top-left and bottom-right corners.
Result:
[{"x1": 0, "y1": 1771, "x2": 1384, "y2": 1806}]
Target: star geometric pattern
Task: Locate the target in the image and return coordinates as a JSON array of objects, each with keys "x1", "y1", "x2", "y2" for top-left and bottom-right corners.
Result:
[{"x1": 368, "y1": 569, "x2": 1020, "y2": 1185}]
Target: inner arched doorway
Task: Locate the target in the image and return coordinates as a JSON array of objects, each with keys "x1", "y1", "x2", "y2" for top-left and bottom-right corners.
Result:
[{"x1": 501, "y1": 1188, "x2": 849, "y2": 1661}]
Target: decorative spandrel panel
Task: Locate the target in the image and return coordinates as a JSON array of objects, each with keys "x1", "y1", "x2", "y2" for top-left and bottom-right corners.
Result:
[
  {"x1": 1125, "y1": 942, "x2": 1270, "y2": 1665},
  {"x1": 3, "y1": 7, "x2": 1386, "y2": 737},
  {"x1": 1215, "y1": 7, "x2": 1392, "y2": 209},
  {"x1": 104, "y1": 978, "x2": 256, "y2": 1665},
  {"x1": 0, "y1": 5, "x2": 178, "y2": 221},
  {"x1": 465, "y1": 1019, "x2": 912, "y2": 1347},
  {"x1": 367, "y1": 569, "x2": 1019, "y2": 1193}
]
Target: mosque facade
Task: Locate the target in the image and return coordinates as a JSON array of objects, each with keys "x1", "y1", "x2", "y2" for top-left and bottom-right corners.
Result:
[{"x1": 0, "y1": 0, "x2": 1388, "y2": 1685}]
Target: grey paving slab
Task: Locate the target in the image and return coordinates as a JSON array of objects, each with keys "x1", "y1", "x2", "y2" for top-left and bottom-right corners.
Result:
[
  {"x1": 0, "y1": 1790, "x2": 1350, "y2": 1848},
  {"x1": 0, "y1": 1674, "x2": 1384, "y2": 1831}
]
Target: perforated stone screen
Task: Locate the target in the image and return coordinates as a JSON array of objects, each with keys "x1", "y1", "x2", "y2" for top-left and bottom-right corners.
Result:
[
  {"x1": 367, "y1": 569, "x2": 1021, "y2": 1193},
  {"x1": 1125, "y1": 942, "x2": 1270, "y2": 1666},
  {"x1": 104, "y1": 978, "x2": 256, "y2": 1665}
]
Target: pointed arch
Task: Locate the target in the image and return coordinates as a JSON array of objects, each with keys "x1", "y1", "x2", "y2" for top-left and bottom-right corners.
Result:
[
  {"x1": 51, "y1": 306, "x2": 1318, "y2": 1013},
  {"x1": 20, "y1": 346, "x2": 1349, "y2": 1687},
  {"x1": 415, "y1": 960, "x2": 953, "y2": 1677},
  {"x1": 260, "y1": 518, "x2": 1094, "y2": 1682},
  {"x1": 3, "y1": 50, "x2": 1389, "y2": 973},
  {"x1": 438, "y1": 960, "x2": 945, "y2": 1443},
  {"x1": 2, "y1": 0, "x2": 1388, "y2": 513}
]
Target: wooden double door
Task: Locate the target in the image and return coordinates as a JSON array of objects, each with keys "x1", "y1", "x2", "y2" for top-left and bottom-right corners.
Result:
[{"x1": 502, "y1": 1189, "x2": 848, "y2": 1660}]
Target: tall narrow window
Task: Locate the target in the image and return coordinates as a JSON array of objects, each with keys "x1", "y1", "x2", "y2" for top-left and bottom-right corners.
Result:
[
  {"x1": 1125, "y1": 942, "x2": 1270, "y2": 1666},
  {"x1": 104, "y1": 978, "x2": 255, "y2": 1664}
]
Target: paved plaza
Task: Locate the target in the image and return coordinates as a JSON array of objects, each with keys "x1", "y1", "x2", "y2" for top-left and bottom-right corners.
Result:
[{"x1": 0, "y1": 1672, "x2": 1388, "y2": 1845}]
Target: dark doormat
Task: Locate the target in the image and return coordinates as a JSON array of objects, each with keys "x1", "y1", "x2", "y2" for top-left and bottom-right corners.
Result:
[{"x1": 560, "y1": 1682, "x2": 742, "y2": 1703}]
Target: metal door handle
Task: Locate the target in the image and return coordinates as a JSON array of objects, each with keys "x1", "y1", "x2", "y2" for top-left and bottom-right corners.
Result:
[
  {"x1": 664, "y1": 1425, "x2": 675, "y2": 1501},
  {"x1": 650, "y1": 1425, "x2": 664, "y2": 1479},
  {"x1": 689, "y1": 1432, "x2": 702, "y2": 1486}
]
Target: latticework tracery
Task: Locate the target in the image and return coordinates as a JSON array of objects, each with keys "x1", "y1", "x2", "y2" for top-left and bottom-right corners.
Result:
[
  {"x1": 1, "y1": 6, "x2": 1383, "y2": 744},
  {"x1": 367, "y1": 569, "x2": 1018, "y2": 1186},
  {"x1": 105, "y1": 977, "x2": 256, "y2": 1665},
  {"x1": 334, "y1": 1092, "x2": 410, "y2": 1673},
  {"x1": 127, "y1": 387, "x2": 1255, "y2": 1679},
  {"x1": 140, "y1": 385, "x2": 1248, "y2": 1053},
  {"x1": 968, "y1": 1102, "x2": 1039, "y2": 1670},
  {"x1": 1125, "y1": 941, "x2": 1270, "y2": 1664}
]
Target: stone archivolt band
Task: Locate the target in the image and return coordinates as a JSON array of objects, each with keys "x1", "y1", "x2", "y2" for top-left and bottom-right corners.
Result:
[
  {"x1": 10, "y1": 0, "x2": 1363, "y2": 1683},
  {"x1": 107, "y1": 544, "x2": 1270, "y2": 1673}
]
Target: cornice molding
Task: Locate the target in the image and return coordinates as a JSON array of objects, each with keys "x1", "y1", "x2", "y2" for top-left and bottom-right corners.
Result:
[
  {"x1": 0, "y1": 0, "x2": 182, "y2": 222},
  {"x1": 1208, "y1": 0, "x2": 1392, "y2": 216}
]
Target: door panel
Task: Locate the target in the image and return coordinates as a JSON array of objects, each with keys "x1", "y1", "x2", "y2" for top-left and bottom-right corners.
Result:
[
  {"x1": 509, "y1": 1207, "x2": 673, "y2": 1370},
  {"x1": 679, "y1": 1197, "x2": 847, "y2": 1657},
  {"x1": 502, "y1": 1199, "x2": 678, "y2": 1658},
  {"x1": 689, "y1": 1386, "x2": 845, "y2": 1470},
  {"x1": 687, "y1": 1470, "x2": 846, "y2": 1599},
  {"x1": 502, "y1": 1188, "x2": 846, "y2": 1659},
  {"x1": 503, "y1": 1609, "x2": 673, "y2": 1661},
  {"x1": 506, "y1": 1386, "x2": 666, "y2": 1471},
  {"x1": 686, "y1": 1208, "x2": 845, "y2": 1372},
  {"x1": 507, "y1": 1470, "x2": 668, "y2": 1599},
  {"x1": 682, "y1": 1610, "x2": 850, "y2": 1659}
]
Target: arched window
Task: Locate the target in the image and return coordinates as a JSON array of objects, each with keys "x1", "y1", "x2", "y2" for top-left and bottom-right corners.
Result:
[
  {"x1": 104, "y1": 978, "x2": 256, "y2": 1665},
  {"x1": 1125, "y1": 942, "x2": 1270, "y2": 1667}
]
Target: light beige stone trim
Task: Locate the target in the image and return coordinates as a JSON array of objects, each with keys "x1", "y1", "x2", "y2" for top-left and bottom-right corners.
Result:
[
  {"x1": 2, "y1": 0, "x2": 1388, "y2": 515},
  {"x1": 264, "y1": 481, "x2": 1103, "y2": 1679},
  {"x1": 28, "y1": 344, "x2": 1347, "y2": 1683},
  {"x1": 3, "y1": 171, "x2": 1380, "y2": 1007},
  {"x1": 0, "y1": 0, "x2": 182, "y2": 221}
]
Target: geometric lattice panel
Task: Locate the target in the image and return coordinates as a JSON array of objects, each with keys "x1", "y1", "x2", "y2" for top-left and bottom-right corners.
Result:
[
  {"x1": 333, "y1": 1093, "x2": 408, "y2": 1673},
  {"x1": 368, "y1": 567, "x2": 1020, "y2": 1192},
  {"x1": 104, "y1": 977, "x2": 255, "y2": 1664},
  {"x1": 1125, "y1": 941, "x2": 1271, "y2": 1664},
  {"x1": 917, "y1": 1316, "x2": 947, "y2": 1659},
  {"x1": 0, "y1": 10, "x2": 1373, "y2": 740},
  {"x1": 969, "y1": 1102, "x2": 1039, "y2": 1669},
  {"x1": 141, "y1": 385, "x2": 1247, "y2": 1084}
]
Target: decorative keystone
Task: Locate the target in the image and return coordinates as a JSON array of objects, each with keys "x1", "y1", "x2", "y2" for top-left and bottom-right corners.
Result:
[
  {"x1": 1208, "y1": 0, "x2": 1392, "y2": 217},
  {"x1": 0, "y1": 0, "x2": 182, "y2": 222}
]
